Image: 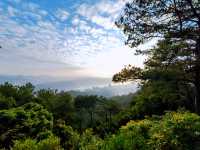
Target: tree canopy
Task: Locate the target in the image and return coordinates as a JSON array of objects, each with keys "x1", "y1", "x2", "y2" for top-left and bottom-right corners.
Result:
[{"x1": 114, "y1": 0, "x2": 200, "y2": 113}]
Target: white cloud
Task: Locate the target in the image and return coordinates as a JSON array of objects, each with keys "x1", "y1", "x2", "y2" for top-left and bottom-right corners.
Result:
[
  {"x1": 55, "y1": 9, "x2": 69, "y2": 21},
  {"x1": 76, "y1": 3, "x2": 93, "y2": 18},
  {"x1": 71, "y1": 16, "x2": 80, "y2": 26},
  {"x1": 0, "y1": 0, "x2": 147, "y2": 78},
  {"x1": 93, "y1": 0, "x2": 125, "y2": 16},
  {"x1": 76, "y1": 0, "x2": 127, "y2": 30},
  {"x1": 91, "y1": 15, "x2": 114, "y2": 30}
]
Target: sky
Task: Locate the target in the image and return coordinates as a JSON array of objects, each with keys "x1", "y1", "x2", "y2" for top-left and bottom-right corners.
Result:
[{"x1": 0, "y1": 0, "x2": 154, "y2": 79}]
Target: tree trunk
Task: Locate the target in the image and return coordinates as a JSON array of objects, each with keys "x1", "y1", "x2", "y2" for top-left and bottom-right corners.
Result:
[
  {"x1": 79, "y1": 110, "x2": 83, "y2": 132},
  {"x1": 80, "y1": 119, "x2": 82, "y2": 133},
  {"x1": 194, "y1": 65, "x2": 200, "y2": 114},
  {"x1": 109, "y1": 111, "x2": 112, "y2": 129},
  {"x1": 90, "y1": 111, "x2": 93, "y2": 127},
  {"x1": 105, "y1": 112, "x2": 108, "y2": 127},
  {"x1": 195, "y1": 84, "x2": 200, "y2": 114},
  {"x1": 194, "y1": 36, "x2": 200, "y2": 114}
]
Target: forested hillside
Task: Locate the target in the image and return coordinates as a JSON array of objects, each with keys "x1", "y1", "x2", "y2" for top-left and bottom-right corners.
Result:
[{"x1": 0, "y1": 0, "x2": 200, "y2": 149}]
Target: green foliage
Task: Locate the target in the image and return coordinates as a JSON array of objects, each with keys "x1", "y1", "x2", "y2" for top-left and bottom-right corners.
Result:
[
  {"x1": 53, "y1": 92, "x2": 74, "y2": 122},
  {"x1": 15, "y1": 83, "x2": 35, "y2": 106},
  {"x1": 115, "y1": 0, "x2": 200, "y2": 113},
  {"x1": 116, "y1": 0, "x2": 199, "y2": 48},
  {"x1": 131, "y1": 81, "x2": 188, "y2": 116},
  {"x1": 12, "y1": 135, "x2": 63, "y2": 150},
  {"x1": 36, "y1": 89, "x2": 58, "y2": 112},
  {"x1": 53, "y1": 119, "x2": 80, "y2": 149},
  {"x1": 36, "y1": 89, "x2": 74, "y2": 123},
  {"x1": 36, "y1": 130, "x2": 54, "y2": 141},
  {"x1": 101, "y1": 111, "x2": 200, "y2": 150},
  {"x1": 0, "y1": 102, "x2": 53, "y2": 149},
  {"x1": 37, "y1": 135, "x2": 63, "y2": 150},
  {"x1": 0, "y1": 82, "x2": 34, "y2": 106},
  {"x1": 12, "y1": 138, "x2": 37, "y2": 150},
  {"x1": 101, "y1": 119, "x2": 152, "y2": 150},
  {"x1": 113, "y1": 39, "x2": 197, "y2": 115},
  {"x1": 0, "y1": 82, "x2": 18, "y2": 99},
  {"x1": 78, "y1": 129, "x2": 103, "y2": 150},
  {"x1": 94, "y1": 99, "x2": 122, "y2": 135},
  {"x1": 74, "y1": 95, "x2": 98, "y2": 128},
  {"x1": 10, "y1": 111, "x2": 200, "y2": 150},
  {"x1": 113, "y1": 65, "x2": 142, "y2": 83},
  {"x1": 75, "y1": 95, "x2": 97, "y2": 110},
  {"x1": 0, "y1": 81, "x2": 199, "y2": 150},
  {"x1": 0, "y1": 93, "x2": 16, "y2": 109},
  {"x1": 148, "y1": 111, "x2": 200, "y2": 149},
  {"x1": 73, "y1": 95, "x2": 122, "y2": 136}
]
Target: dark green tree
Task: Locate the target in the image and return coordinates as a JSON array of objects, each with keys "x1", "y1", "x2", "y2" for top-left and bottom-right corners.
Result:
[
  {"x1": 53, "y1": 92, "x2": 74, "y2": 123},
  {"x1": 114, "y1": 0, "x2": 200, "y2": 113},
  {"x1": 0, "y1": 82, "x2": 18, "y2": 99},
  {"x1": 0, "y1": 93, "x2": 16, "y2": 109},
  {"x1": 113, "y1": 40, "x2": 196, "y2": 115},
  {"x1": 75, "y1": 95, "x2": 97, "y2": 128},
  {"x1": 53, "y1": 119, "x2": 79, "y2": 149},
  {"x1": 36, "y1": 89, "x2": 57, "y2": 112},
  {"x1": 15, "y1": 83, "x2": 35, "y2": 106},
  {"x1": 0, "y1": 82, "x2": 35, "y2": 106},
  {"x1": 100, "y1": 100, "x2": 121, "y2": 129}
]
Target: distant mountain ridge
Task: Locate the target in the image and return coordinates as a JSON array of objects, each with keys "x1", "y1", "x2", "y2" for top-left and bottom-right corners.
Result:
[
  {"x1": 0, "y1": 75, "x2": 138, "y2": 97},
  {"x1": 69, "y1": 83, "x2": 138, "y2": 97},
  {"x1": 0, "y1": 75, "x2": 60, "y2": 85},
  {"x1": 36, "y1": 77, "x2": 112, "y2": 91},
  {"x1": 0, "y1": 75, "x2": 111, "y2": 87}
]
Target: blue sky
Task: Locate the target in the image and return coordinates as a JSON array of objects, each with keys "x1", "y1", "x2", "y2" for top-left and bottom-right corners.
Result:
[{"x1": 0, "y1": 0, "x2": 153, "y2": 79}]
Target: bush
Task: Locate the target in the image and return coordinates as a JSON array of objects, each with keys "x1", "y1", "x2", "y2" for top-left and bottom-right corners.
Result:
[
  {"x1": 12, "y1": 135, "x2": 63, "y2": 150},
  {"x1": 101, "y1": 111, "x2": 200, "y2": 150},
  {"x1": 37, "y1": 135, "x2": 63, "y2": 150},
  {"x1": 53, "y1": 120, "x2": 80, "y2": 150},
  {"x1": 79, "y1": 129, "x2": 103, "y2": 150},
  {"x1": 0, "y1": 103, "x2": 53, "y2": 149},
  {"x1": 101, "y1": 119, "x2": 151, "y2": 150},
  {"x1": 12, "y1": 139, "x2": 37, "y2": 150},
  {"x1": 148, "y1": 111, "x2": 200, "y2": 150}
]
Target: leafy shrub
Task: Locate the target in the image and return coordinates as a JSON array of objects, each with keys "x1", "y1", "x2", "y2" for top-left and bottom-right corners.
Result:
[
  {"x1": 79, "y1": 129, "x2": 103, "y2": 150},
  {"x1": 37, "y1": 135, "x2": 63, "y2": 150},
  {"x1": 148, "y1": 111, "x2": 200, "y2": 150},
  {"x1": 53, "y1": 119, "x2": 80, "y2": 150},
  {"x1": 12, "y1": 139, "x2": 37, "y2": 150},
  {"x1": 0, "y1": 102, "x2": 53, "y2": 149},
  {"x1": 100, "y1": 111, "x2": 200, "y2": 150},
  {"x1": 12, "y1": 135, "x2": 63, "y2": 150},
  {"x1": 101, "y1": 119, "x2": 152, "y2": 150}
]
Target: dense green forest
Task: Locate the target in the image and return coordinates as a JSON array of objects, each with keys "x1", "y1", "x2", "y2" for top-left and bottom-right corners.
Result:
[{"x1": 1, "y1": 0, "x2": 200, "y2": 149}]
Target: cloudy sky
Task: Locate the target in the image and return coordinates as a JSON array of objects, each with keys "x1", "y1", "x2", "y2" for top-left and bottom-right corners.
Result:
[{"x1": 0, "y1": 0, "x2": 152, "y2": 79}]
